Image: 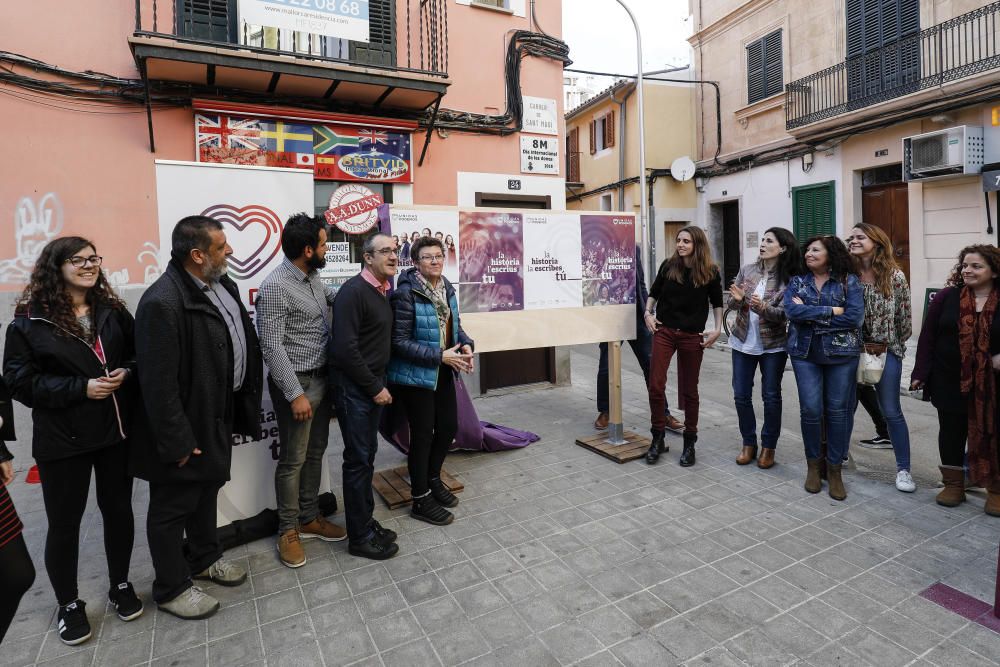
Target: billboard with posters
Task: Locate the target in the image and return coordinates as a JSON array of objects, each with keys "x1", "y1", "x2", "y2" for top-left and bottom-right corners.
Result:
[
  {"x1": 580, "y1": 214, "x2": 637, "y2": 306},
  {"x1": 153, "y1": 161, "x2": 327, "y2": 526},
  {"x1": 458, "y1": 211, "x2": 525, "y2": 314}
]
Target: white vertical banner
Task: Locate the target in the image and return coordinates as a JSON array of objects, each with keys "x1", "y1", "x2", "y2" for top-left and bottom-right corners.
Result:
[{"x1": 153, "y1": 161, "x2": 324, "y2": 525}]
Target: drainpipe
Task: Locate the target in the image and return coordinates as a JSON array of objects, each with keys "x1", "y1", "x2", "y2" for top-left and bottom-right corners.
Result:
[{"x1": 610, "y1": 82, "x2": 636, "y2": 213}]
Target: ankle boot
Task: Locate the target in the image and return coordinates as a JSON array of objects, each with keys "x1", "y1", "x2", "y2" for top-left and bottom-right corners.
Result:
[
  {"x1": 936, "y1": 466, "x2": 966, "y2": 507},
  {"x1": 985, "y1": 483, "x2": 1000, "y2": 517},
  {"x1": 804, "y1": 459, "x2": 822, "y2": 494},
  {"x1": 679, "y1": 433, "x2": 697, "y2": 467},
  {"x1": 646, "y1": 429, "x2": 666, "y2": 464},
  {"x1": 411, "y1": 492, "x2": 454, "y2": 526},
  {"x1": 827, "y1": 463, "x2": 847, "y2": 501},
  {"x1": 736, "y1": 445, "x2": 757, "y2": 465},
  {"x1": 757, "y1": 448, "x2": 775, "y2": 469}
]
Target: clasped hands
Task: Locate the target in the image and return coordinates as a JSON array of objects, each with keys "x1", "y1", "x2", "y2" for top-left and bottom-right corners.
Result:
[
  {"x1": 86, "y1": 368, "x2": 128, "y2": 400},
  {"x1": 443, "y1": 344, "x2": 474, "y2": 374}
]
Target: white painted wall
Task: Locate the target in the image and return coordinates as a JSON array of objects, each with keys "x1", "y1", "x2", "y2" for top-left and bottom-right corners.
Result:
[{"x1": 456, "y1": 172, "x2": 567, "y2": 209}]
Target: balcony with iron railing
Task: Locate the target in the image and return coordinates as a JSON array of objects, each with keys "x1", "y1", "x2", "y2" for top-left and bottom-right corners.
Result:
[
  {"x1": 786, "y1": 1, "x2": 1000, "y2": 133},
  {"x1": 130, "y1": 0, "x2": 450, "y2": 115}
]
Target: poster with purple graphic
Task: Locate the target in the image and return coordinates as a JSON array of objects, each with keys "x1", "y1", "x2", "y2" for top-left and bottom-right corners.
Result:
[
  {"x1": 459, "y1": 211, "x2": 524, "y2": 313},
  {"x1": 581, "y1": 214, "x2": 636, "y2": 306}
]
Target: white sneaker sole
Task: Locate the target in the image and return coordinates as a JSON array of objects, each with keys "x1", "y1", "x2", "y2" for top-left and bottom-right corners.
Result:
[
  {"x1": 157, "y1": 602, "x2": 220, "y2": 620},
  {"x1": 114, "y1": 605, "x2": 144, "y2": 622},
  {"x1": 298, "y1": 531, "x2": 348, "y2": 543},
  {"x1": 58, "y1": 630, "x2": 92, "y2": 646},
  {"x1": 277, "y1": 542, "x2": 307, "y2": 568}
]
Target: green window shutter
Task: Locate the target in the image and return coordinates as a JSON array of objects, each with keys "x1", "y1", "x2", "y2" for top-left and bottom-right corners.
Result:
[
  {"x1": 175, "y1": 0, "x2": 236, "y2": 42},
  {"x1": 792, "y1": 181, "x2": 836, "y2": 243}
]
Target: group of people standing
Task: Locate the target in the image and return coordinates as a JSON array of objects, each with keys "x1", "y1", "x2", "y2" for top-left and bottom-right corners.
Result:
[
  {"x1": 0, "y1": 217, "x2": 471, "y2": 644},
  {"x1": 604, "y1": 223, "x2": 1000, "y2": 511}
]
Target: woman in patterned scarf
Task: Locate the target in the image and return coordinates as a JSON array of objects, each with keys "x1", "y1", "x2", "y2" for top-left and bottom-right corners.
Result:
[
  {"x1": 387, "y1": 236, "x2": 475, "y2": 526},
  {"x1": 911, "y1": 245, "x2": 1000, "y2": 515}
]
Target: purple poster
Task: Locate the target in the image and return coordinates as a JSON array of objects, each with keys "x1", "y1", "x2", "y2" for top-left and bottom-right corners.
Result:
[
  {"x1": 459, "y1": 211, "x2": 524, "y2": 313},
  {"x1": 581, "y1": 214, "x2": 636, "y2": 306}
]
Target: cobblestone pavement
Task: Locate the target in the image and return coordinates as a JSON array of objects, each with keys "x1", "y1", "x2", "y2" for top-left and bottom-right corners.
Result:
[{"x1": 4, "y1": 346, "x2": 999, "y2": 666}]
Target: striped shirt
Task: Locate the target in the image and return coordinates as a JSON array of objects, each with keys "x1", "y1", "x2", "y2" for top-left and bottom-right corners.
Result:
[
  {"x1": 0, "y1": 442, "x2": 22, "y2": 548},
  {"x1": 255, "y1": 257, "x2": 336, "y2": 401}
]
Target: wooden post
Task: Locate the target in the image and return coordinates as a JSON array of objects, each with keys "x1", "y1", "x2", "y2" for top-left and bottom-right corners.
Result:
[
  {"x1": 994, "y1": 541, "x2": 999, "y2": 618},
  {"x1": 606, "y1": 341, "x2": 625, "y2": 445}
]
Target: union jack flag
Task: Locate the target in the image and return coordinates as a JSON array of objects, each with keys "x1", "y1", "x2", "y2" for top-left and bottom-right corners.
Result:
[
  {"x1": 196, "y1": 115, "x2": 265, "y2": 151},
  {"x1": 358, "y1": 129, "x2": 389, "y2": 146}
]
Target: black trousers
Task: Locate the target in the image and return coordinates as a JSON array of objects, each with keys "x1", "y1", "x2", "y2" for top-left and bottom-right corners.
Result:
[
  {"x1": 147, "y1": 481, "x2": 223, "y2": 603},
  {"x1": 0, "y1": 534, "x2": 35, "y2": 642},
  {"x1": 394, "y1": 370, "x2": 458, "y2": 498},
  {"x1": 855, "y1": 383, "x2": 888, "y2": 438},
  {"x1": 937, "y1": 408, "x2": 968, "y2": 468},
  {"x1": 36, "y1": 441, "x2": 134, "y2": 605}
]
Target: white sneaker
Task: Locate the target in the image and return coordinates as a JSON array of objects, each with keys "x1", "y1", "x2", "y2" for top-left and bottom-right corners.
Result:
[
  {"x1": 157, "y1": 586, "x2": 220, "y2": 620},
  {"x1": 895, "y1": 470, "x2": 916, "y2": 493}
]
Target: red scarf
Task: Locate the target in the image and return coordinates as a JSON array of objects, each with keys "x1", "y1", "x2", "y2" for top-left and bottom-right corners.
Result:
[{"x1": 958, "y1": 286, "x2": 1000, "y2": 487}]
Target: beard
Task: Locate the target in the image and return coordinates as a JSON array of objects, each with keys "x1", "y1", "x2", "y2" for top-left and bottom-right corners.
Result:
[
  {"x1": 307, "y1": 251, "x2": 327, "y2": 270},
  {"x1": 203, "y1": 256, "x2": 228, "y2": 282}
]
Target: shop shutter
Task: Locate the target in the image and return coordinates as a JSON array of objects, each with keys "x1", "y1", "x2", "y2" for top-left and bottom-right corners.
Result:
[
  {"x1": 604, "y1": 110, "x2": 615, "y2": 148},
  {"x1": 567, "y1": 127, "x2": 581, "y2": 182},
  {"x1": 589, "y1": 120, "x2": 597, "y2": 155},
  {"x1": 176, "y1": 0, "x2": 235, "y2": 42},
  {"x1": 792, "y1": 182, "x2": 836, "y2": 243},
  {"x1": 350, "y1": 0, "x2": 396, "y2": 66}
]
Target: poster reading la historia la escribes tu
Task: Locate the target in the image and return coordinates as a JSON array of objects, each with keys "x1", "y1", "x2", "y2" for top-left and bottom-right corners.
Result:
[
  {"x1": 522, "y1": 212, "x2": 583, "y2": 310},
  {"x1": 387, "y1": 208, "x2": 460, "y2": 280},
  {"x1": 580, "y1": 214, "x2": 637, "y2": 307},
  {"x1": 459, "y1": 211, "x2": 524, "y2": 314}
]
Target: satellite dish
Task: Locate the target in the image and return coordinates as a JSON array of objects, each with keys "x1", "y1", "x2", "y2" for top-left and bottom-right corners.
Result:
[{"x1": 670, "y1": 156, "x2": 696, "y2": 182}]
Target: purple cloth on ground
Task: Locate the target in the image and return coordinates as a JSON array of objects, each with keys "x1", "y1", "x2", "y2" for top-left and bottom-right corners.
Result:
[{"x1": 379, "y1": 374, "x2": 539, "y2": 453}]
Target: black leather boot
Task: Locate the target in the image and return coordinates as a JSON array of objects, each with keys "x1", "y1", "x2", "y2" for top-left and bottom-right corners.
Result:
[
  {"x1": 646, "y1": 429, "x2": 666, "y2": 464},
  {"x1": 679, "y1": 433, "x2": 697, "y2": 467}
]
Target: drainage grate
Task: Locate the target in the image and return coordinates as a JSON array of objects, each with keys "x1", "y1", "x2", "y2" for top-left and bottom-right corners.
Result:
[{"x1": 854, "y1": 463, "x2": 937, "y2": 487}]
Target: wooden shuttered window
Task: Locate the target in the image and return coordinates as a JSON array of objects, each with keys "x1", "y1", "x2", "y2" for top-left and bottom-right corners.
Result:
[
  {"x1": 587, "y1": 111, "x2": 615, "y2": 154},
  {"x1": 349, "y1": 0, "x2": 396, "y2": 66},
  {"x1": 846, "y1": 0, "x2": 920, "y2": 101},
  {"x1": 567, "y1": 127, "x2": 581, "y2": 182},
  {"x1": 746, "y1": 29, "x2": 783, "y2": 104},
  {"x1": 176, "y1": 0, "x2": 236, "y2": 42},
  {"x1": 604, "y1": 110, "x2": 615, "y2": 148},
  {"x1": 589, "y1": 119, "x2": 597, "y2": 155},
  {"x1": 792, "y1": 181, "x2": 836, "y2": 243}
]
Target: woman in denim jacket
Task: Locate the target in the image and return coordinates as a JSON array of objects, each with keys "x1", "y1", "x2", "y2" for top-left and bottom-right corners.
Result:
[
  {"x1": 784, "y1": 235, "x2": 864, "y2": 500},
  {"x1": 728, "y1": 227, "x2": 803, "y2": 469}
]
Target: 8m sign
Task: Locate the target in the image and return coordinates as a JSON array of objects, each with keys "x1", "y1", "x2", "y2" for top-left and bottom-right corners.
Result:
[{"x1": 520, "y1": 135, "x2": 559, "y2": 175}]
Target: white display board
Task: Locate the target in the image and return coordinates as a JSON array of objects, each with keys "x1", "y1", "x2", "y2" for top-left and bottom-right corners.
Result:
[
  {"x1": 521, "y1": 96, "x2": 559, "y2": 135},
  {"x1": 239, "y1": 0, "x2": 370, "y2": 42},
  {"x1": 153, "y1": 160, "x2": 329, "y2": 525},
  {"x1": 520, "y1": 136, "x2": 559, "y2": 175}
]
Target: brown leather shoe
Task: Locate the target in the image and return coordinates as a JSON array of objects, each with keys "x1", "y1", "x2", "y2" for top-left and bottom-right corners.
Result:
[
  {"x1": 594, "y1": 412, "x2": 609, "y2": 430},
  {"x1": 736, "y1": 445, "x2": 757, "y2": 465},
  {"x1": 299, "y1": 516, "x2": 348, "y2": 542},
  {"x1": 757, "y1": 448, "x2": 775, "y2": 469},
  {"x1": 985, "y1": 483, "x2": 1000, "y2": 517},
  {"x1": 664, "y1": 415, "x2": 684, "y2": 432},
  {"x1": 277, "y1": 529, "x2": 306, "y2": 568}
]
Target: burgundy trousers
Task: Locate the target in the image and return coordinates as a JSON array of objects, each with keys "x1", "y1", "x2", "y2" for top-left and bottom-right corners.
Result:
[{"x1": 648, "y1": 327, "x2": 704, "y2": 434}]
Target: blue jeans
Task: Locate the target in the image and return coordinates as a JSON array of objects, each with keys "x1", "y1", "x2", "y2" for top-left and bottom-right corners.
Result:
[
  {"x1": 731, "y1": 349, "x2": 787, "y2": 449},
  {"x1": 872, "y1": 352, "x2": 911, "y2": 471},
  {"x1": 791, "y1": 357, "x2": 859, "y2": 465},
  {"x1": 331, "y1": 373, "x2": 383, "y2": 543},
  {"x1": 597, "y1": 336, "x2": 670, "y2": 416}
]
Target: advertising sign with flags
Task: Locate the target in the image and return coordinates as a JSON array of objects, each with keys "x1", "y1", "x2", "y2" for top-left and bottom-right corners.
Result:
[{"x1": 197, "y1": 114, "x2": 413, "y2": 182}]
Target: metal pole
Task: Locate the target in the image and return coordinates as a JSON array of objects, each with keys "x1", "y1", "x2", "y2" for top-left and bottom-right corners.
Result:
[{"x1": 614, "y1": 0, "x2": 650, "y2": 278}]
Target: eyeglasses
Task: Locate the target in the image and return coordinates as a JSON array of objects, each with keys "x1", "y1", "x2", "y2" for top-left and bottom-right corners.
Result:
[
  {"x1": 65, "y1": 255, "x2": 103, "y2": 268},
  {"x1": 418, "y1": 254, "x2": 445, "y2": 263},
  {"x1": 372, "y1": 248, "x2": 398, "y2": 256}
]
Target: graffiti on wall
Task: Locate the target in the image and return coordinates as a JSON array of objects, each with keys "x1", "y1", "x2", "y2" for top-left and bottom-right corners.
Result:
[{"x1": 0, "y1": 193, "x2": 64, "y2": 285}]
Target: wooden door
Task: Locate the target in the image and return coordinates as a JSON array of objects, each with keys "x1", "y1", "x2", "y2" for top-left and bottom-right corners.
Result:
[
  {"x1": 721, "y1": 202, "x2": 741, "y2": 287},
  {"x1": 861, "y1": 182, "x2": 910, "y2": 280}
]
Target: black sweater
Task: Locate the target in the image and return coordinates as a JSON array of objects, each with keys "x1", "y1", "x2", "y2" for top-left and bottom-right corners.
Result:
[
  {"x1": 331, "y1": 274, "x2": 393, "y2": 397},
  {"x1": 649, "y1": 263, "x2": 723, "y2": 333}
]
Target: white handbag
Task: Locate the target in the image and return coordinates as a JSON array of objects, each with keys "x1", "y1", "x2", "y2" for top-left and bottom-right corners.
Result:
[{"x1": 857, "y1": 343, "x2": 886, "y2": 386}]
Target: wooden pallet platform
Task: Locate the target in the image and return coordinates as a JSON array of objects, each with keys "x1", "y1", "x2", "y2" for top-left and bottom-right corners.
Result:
[
  {"x1": 373, "y1": 467, "x2": 465, "y2": 509},
  {"x1": 575, "y1": 431, "x2": 652, "y2": 463}
]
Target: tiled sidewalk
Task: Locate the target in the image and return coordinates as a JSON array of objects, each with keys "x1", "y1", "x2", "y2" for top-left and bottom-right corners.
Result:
[{"x1": 3, "y1": 347, "x2": 999, "y2": 666}]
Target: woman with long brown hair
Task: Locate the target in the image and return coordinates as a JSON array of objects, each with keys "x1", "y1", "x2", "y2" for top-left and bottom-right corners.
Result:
[
  {"x1": 847, "y1": 223, "x2": 915, "y2": 492},
  {"x1": 3, "y1": 237, "x2": 141, "y2": 645},
  {"x1": 911, "y1": 245, "x2": 1000, "y2": 514},
  {"x1": 644, "y1": 226, "x2": 723, "y2": 466}
]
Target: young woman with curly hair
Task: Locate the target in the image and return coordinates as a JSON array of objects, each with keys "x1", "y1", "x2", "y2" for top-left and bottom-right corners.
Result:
[
  {"x1": 784, "y1": 235, "x2": 864, "y2": 500},
  {"x1": 911, "y1": 245, "x2": 1000, "y2": 515},
  {"x1": 2, "y1": 237, "x2": 142, "y2": 645},
  {"x1": 847, "y1": 223, "x2": 915, "y2": 492},
  {"x1": 644, "y1": 225, "x2": 723, "y2": 467}
]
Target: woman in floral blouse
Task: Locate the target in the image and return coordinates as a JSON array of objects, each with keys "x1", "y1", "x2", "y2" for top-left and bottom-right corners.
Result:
[{"x1": 847, "y1": 223, "x2": 915, "y2": 492}]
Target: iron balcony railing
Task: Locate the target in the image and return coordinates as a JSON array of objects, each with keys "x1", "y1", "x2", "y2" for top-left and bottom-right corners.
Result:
[
  {"x1": 786, "y1": 1, "x2": 1000, "y2": 130},
  {"x1": 134, "y1": 0, "x2": 448, "y2": 78}
]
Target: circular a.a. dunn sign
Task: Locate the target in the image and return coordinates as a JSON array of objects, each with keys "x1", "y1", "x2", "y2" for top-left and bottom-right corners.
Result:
[{"x1": 324, "y1": 184, "x2": 384, "y2": 235}]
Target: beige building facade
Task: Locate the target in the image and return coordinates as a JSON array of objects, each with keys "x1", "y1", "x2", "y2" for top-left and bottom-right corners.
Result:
[{"x1": 689, "y1": 0, "x2": 1000, "y2": 330}]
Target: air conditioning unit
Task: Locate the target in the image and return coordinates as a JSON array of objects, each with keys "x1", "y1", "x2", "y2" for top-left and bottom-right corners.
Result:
[{"x1": 903, "y1": 126, "x2": 984, "y2": 182}]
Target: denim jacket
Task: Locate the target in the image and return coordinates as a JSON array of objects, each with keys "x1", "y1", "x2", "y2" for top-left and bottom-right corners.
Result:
[{"x1": 783, "y1": 273, "x2": 864, "y2": 359}]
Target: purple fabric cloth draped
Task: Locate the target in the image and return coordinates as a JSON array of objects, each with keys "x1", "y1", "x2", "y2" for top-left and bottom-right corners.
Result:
[{"x1": 379, "y1": 374, "x2": 539, "y2": 453}]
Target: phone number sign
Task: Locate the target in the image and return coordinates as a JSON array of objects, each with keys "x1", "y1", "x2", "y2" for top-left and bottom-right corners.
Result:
[{"x1": 239, "y1": 0, "x2": 370, "y2": 42}]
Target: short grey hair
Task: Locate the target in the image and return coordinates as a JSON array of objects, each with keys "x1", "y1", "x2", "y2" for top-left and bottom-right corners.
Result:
[{"x1": 362, "y1": 233, "x2": 392, "y2": 256}]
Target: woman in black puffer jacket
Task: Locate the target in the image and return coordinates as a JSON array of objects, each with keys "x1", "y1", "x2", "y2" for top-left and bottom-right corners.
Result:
[{"x1": 3, "y1": 237, "x2": 142, "y2": 646}]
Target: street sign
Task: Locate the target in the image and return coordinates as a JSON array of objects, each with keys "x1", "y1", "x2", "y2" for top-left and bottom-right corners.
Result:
[
  {"x1": 521, "y1": 96, "x2": 558, "y2": 136},
  {"x1": 520, "y1": 135, "x2": 559, "y2": 175},
  {"x1": 983, "y1": 169, "x2": 1000, "y2": 192}
]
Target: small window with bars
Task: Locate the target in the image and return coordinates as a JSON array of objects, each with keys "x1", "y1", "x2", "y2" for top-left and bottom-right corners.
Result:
[{"x1": 746, "y1": 29, "x2": 783, "y2": 105}]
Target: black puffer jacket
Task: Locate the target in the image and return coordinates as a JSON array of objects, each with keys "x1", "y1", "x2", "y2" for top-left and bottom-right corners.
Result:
[
  {"x1": 130, "y1": 260, "x2": 263, "y2": 483},
  {"x1": 3, "y1": 304, "x2": 136, "y2": 462}
]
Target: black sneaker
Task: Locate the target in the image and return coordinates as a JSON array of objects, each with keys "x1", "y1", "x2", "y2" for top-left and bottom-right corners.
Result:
[
  {"x1": 859, "y1": 435, "x2": 892, "y2": 449},
  {"x1": 411, "y1": 493, "x2": 454, "y2": 526},
  {"x1": 349, "y1": 536, "x2": 399, "y2": 560},
  {"x1": 370, "y1": 519, "x2": 397, "y2": 546},
  {"x1": 109, "y1": 582, "x2": 144, "y2": 621},
  {"x1": 57, "y1": 600, "x2": 92, "y2": 646},
  {"x1": 429, "y1": 478, "x2": 459, "y2": 508}
]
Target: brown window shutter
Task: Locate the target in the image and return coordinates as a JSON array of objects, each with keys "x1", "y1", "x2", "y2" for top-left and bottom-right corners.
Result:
[
  {"x1": 568, "y1": 127, "x2": 580, "y2": 182},
  {"x1": 605, "y1": 110, "x2": 615, "y2": 148},
  {"x1": 589, "y1": 120, "x2": 597, "y2": 155}
]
